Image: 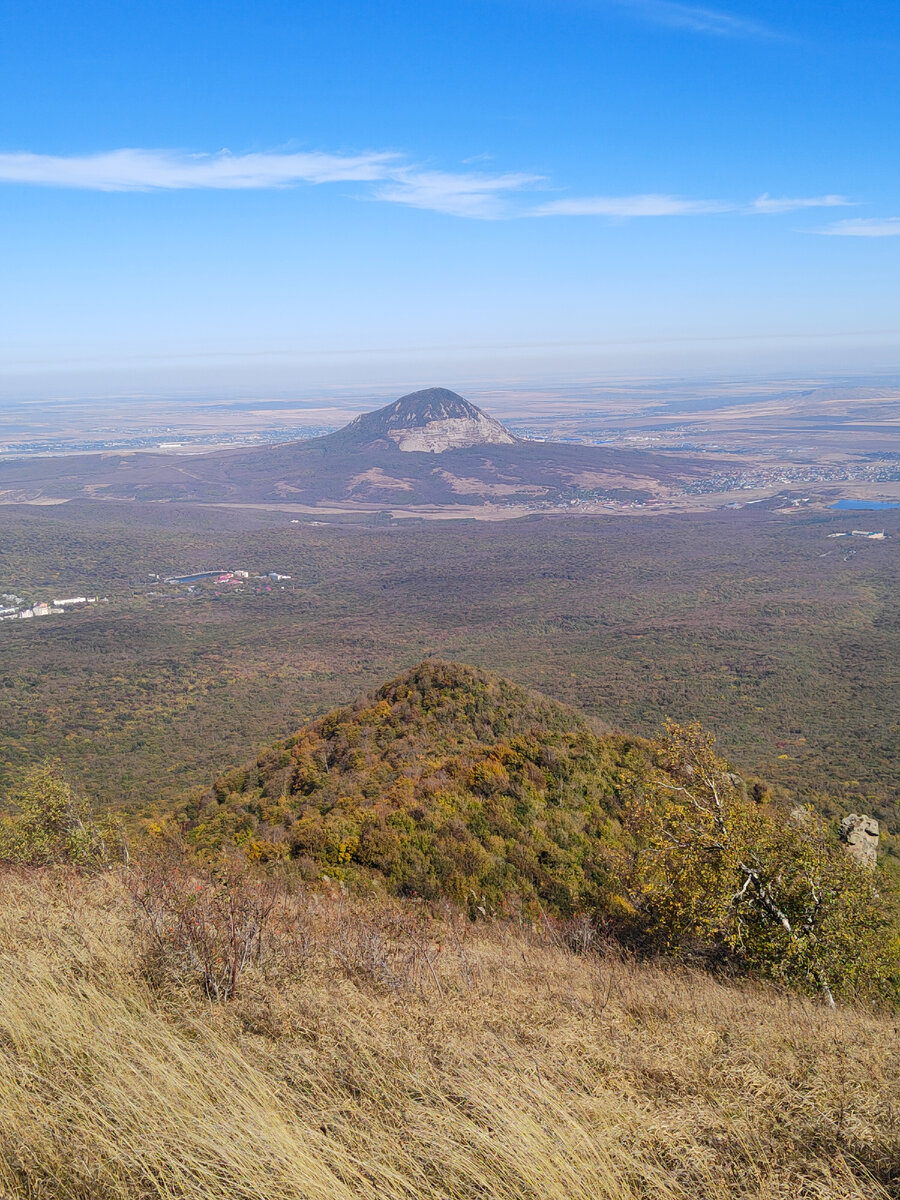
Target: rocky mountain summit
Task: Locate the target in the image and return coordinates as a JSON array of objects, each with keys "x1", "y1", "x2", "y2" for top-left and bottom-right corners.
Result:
[{"x1": 326, "y1": 387, "x2": 518, "y2": 453}]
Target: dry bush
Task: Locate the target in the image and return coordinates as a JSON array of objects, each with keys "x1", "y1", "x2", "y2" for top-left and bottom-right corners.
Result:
[
  {"x1": 126, "y1": 848, "x2": 285, "y2": 999},
  {"x1": 0, "y1": 867, "x2": 897, "y2": 1200},
  {"x1": 331, "y1": 899, "x2": 447, "y2": 995}
]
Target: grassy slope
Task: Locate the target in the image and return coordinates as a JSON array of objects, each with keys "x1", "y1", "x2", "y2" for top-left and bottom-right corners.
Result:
[
  {"x1": 0, "y1": 503, "x2": 897, "y2": 830},
  {"x1": 0, "y1": 868, "x2": 896, "y2": 1200}
]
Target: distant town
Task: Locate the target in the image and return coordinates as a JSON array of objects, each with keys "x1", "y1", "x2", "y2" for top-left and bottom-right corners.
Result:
[
  {"x1": 0, "y1": 593, "x2": 106, "y2": 621},
  {"x1": 827, "y1": 530, "x2": 886, "y2": 540},
  {"x1": 0, "y1": 426, "x2": 336, "y2": 460},
  {"x1": 142, "y1": 564, "x2": 294, "y2": 597},
  {"x1": 1, "y1": 568, "x2": 295, "y2": 625},
  {"x1": 148, "y1": 568, "x2": 293, "y2": 594}
]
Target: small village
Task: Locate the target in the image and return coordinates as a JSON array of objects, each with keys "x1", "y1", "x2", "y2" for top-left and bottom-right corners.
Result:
[
  {"x1": 1, "y1": 568, "x2": 296, "y2": 627},
  {"x1": 0, "y1": 592, "x2": 105, "y2": 621},
  {"x1": 827, "y1": 529, "x2": 886, "y2": 540}
]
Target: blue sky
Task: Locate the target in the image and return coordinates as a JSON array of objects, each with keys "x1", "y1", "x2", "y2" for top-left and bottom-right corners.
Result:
[{"x1": 1, "y1": 0, "x2": 898, "y2": 396}]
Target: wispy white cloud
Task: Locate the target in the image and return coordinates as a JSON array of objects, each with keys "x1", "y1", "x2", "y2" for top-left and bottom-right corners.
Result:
[
  {"x1": 610, "y1": 0, "x2": 777, "y2": 38},
  {"x1": 0, "y1": 147, "x2": 540, "y2": 219},
  {"x1": 533, "y1": 193, "x2": 728, "y2": 217},
  {"x1": 816, "y1": 217, "x2": 900, "y2": 237},
  {"x1": 0, "y1": 146, "x2": 858, "y2": 226},
  {"x1": 374, "y1": 168, "x2": 542, "y2": 218},
  {"x1": 0, "y1": 148, "x2": 400, "y2": 190},
  {"x1": 532, "y1": 193, "x2": 852, "y2": 218},
  {"x1": 749, "y1": 193, "x2": 852, "y2": 214}
]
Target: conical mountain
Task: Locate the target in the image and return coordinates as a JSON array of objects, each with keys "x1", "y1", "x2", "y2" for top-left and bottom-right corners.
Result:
[
  {"x1": 323, "y1": 387, "x2": 518, "y2": 453},
  {"x1": 0, "y1": 385, "x2": 726, "y2": 505}
]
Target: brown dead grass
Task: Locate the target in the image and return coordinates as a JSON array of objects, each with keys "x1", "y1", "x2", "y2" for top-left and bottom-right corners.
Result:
[{"x1": 0, "y1": 868, "x2": 897, "y2": 1200}]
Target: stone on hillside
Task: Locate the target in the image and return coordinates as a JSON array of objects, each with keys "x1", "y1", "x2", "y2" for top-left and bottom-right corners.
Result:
[{"x1": 839, "y1": 813, "x2": 879, "y2": 869}]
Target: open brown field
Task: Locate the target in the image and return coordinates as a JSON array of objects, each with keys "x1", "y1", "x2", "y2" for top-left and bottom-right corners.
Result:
[{"x1": 1, "y1": 866, "x2": 897, "y2": 1200}]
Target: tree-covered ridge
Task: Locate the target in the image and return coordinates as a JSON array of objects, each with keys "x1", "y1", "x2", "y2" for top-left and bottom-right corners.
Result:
[
  {"x1": 179, "y1": 660, "x2": 898, "y2": 1004},
  {"x1": 2, "y1": 659, "x2": 895, "y2": 1004},
  {"x1": 187, "y1": 660, "x2": 650, "y2": 912}
]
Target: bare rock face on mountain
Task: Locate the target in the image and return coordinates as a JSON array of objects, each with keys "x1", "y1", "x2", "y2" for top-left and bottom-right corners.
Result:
[
  {"x1": 331, "y1": 387, "x2": 518, "y2": 453},
  {"x1": 839, "y1": 813, "x2": 879, "y2": 869}
]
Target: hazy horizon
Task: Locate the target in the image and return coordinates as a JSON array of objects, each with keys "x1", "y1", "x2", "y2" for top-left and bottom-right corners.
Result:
[{"x1": 3, "y1": 341, "x2": 900, "y2": 409}]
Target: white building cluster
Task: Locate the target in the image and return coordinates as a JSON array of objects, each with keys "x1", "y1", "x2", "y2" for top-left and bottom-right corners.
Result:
[
  {"x1": 0, "y1": 592, "x2": 101, "y2": 622},
  {"x1": 827, "y1": 530, "x2": 887, "y2": 540}
]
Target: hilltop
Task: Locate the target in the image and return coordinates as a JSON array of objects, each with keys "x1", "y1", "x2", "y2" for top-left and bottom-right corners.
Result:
[
  {"x1": 181, "y1": 657, "x2": 895, "y2": 997},
  {"x1": 187, "y1": 660, "x2": 645, "y2": 911},
  {"x1": 322, "y1": 387, "x2": 518, "y2": 452}
]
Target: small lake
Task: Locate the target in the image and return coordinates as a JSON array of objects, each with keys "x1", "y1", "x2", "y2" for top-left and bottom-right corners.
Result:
[{"x1": 829, "y1": 499, "x2": 900, "y2": 511}]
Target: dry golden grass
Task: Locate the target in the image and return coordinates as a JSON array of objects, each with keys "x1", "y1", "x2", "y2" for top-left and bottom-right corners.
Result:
[{"x1": 0, "y1": 867, "x2": 897, "y2": 1200}]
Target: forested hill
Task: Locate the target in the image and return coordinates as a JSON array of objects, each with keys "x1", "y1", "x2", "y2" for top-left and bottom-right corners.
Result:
[
  {"x1": 185, "y1": 660, "x2": 652, "y2": 912},
  {"x1": 177, "y1": 658, "x2": 897, "y2": 1009}
]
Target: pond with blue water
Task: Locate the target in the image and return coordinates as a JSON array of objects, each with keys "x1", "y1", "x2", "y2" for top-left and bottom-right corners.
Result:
[{"x1": 829, "y1": 500, "x2": 899, "y2": 511}]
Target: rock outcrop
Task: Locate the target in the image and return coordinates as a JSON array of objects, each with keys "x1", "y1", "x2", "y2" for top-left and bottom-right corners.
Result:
[
  {"x1": 329, "y1": 388, "x2": 518, "y2": 454},
  {"x1": 839, "y1": 813, "x2": 879, "y2": 869}
]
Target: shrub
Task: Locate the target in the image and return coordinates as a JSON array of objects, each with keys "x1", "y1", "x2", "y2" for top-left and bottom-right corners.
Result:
[
  {"x1": 0, "y1": 762, "x2": 114, "y2": 868},
  {"x1": 127, "y1": 847, "x2": 280, "y2": 1000}
]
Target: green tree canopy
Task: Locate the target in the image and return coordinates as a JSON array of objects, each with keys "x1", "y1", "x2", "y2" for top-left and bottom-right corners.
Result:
[
  {"x1": 0, "y1": 763, "x2": 114, "y2": 868},
  {"x1": 628, "y1": 721, "x2": 899, "y2": 1006}
]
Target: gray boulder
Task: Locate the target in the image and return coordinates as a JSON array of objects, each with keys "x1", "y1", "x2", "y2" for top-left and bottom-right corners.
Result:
[{"x1": 839, "y1": 814, "x2": 879, "y2": 869}]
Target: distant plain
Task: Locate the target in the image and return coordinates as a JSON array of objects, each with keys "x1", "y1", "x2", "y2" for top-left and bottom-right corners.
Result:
[{"x1": 2, "y1": 378, "x2": 898, "y2": 514}]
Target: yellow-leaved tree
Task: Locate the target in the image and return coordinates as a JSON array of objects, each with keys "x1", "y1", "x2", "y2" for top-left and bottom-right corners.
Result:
[
  {"x1": 627, "y1": 722, "x2": 899, "y2": 1007},
  {"x1": 0, "y1": 763, "x2": 114, "y2": 869}
]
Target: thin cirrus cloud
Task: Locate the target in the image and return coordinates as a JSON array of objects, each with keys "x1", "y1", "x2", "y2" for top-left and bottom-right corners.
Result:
[
  {"x1": 817, "y1": 217, "x2": 900, "y2": 237},
  {"x1": 748, "y1": 193, "x2": 851, "y2": 214},
  {"x1": 0, "y1": 147, "x2": 854, "y2": 223},
  {"x1": 0, "y1": 148, "x2": 401, "y2": 189},
  {"x1": 373, "y1": 168, "x2": 544, "y2": 218},
  {"x1": 608, "y1": 0, "x2": 777, "y2": 38},
  {"x1": 534, "y1": 194, "x2": 730, "y2": 217},
  {"x1": 534, "y1": 193, "x2": 852, "y2": 218},
  {"x1": 0, "y1": 147, "x2": 539, "y2": 219}
]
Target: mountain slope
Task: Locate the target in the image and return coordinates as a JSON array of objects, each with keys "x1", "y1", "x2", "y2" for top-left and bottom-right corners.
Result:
[
  {"x1": 0, "y1": 386, "x2": 729, "y2": 507},
  {"x1": 186, "y1": 660, "x2": 650, "y2": 911}
]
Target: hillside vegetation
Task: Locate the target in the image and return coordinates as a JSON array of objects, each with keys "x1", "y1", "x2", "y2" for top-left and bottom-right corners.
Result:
[
  {"x1": 190, "y1": 660, "x2": 644, "y2": 912},
  {"x1": 1, "y1": 502, "x2": 897, "y2": 832},
  {"x1": 172, "y1": 661, "x2": 898, "y2": 1007},
  {"x1": 0, "y1": 867, "x2": 898, "y2": 1200}
]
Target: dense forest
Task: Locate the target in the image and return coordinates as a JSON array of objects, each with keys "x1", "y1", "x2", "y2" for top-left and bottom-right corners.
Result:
[{"x1": 0, "y1": 499, "x2": 897, "y2": 836}]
